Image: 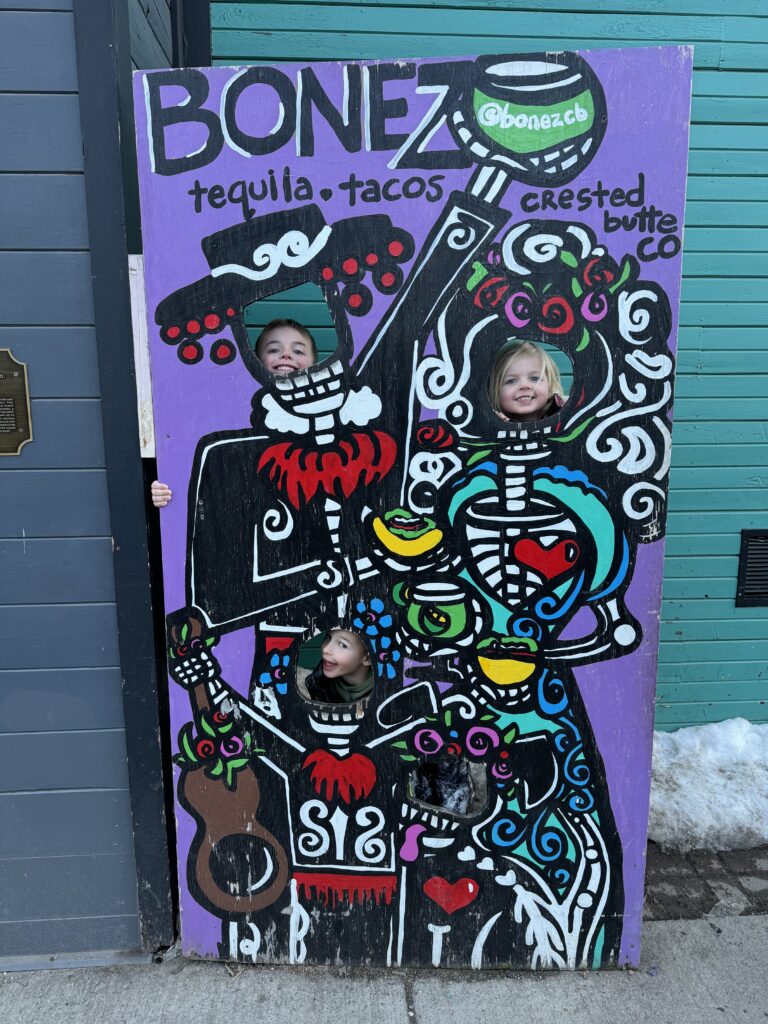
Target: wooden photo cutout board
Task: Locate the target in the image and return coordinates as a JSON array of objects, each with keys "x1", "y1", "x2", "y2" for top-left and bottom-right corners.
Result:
[{"x1": 133, "y1": 48, "x2": 692, "y2": 969}]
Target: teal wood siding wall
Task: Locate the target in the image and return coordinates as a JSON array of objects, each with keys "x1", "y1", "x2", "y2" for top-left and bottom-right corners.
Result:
[
  {"x1": 209, "y1": 0, "x2": 768, "y2": 730},
  {"x1": 0, "y1": 1, "x2": 142, "y2": 957}
]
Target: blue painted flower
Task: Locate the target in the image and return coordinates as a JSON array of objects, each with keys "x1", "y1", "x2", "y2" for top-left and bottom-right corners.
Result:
[
  {"x1": 258, "y1": 651, "x2": 291, "y2": 695},
  {"x1": 376, "y1": 641, "x2": 402, "y2": 680},
  {"x1": 353, "y1": 597, "x2": 392, "y2": 637}
]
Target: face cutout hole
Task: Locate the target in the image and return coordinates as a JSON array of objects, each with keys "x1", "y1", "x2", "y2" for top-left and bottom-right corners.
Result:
[
  {"x1": 244, "y1": 283, "x2": 335, "y2": 375},
  {"x1": 408, "y1": 756, "x2": 488, "y2": 818},
  {"x1": 487, "y1": 340, "x2": 573, "y2": 423},
  {"x1": 295, "y1": 628, "x2": 374, "y2": 706}
]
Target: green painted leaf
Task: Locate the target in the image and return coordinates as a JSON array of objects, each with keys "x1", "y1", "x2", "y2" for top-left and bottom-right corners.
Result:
[
  {"x1": 467, "y1": 448, "x2": 493, "y2": 467},
  {"x1": 391, "y1": 740, "x2": 409, "y2": 750},
  {"x1": 208, "y1": 759, "x2": 224, "y2": 777},
  {"x1": 552, "y1": 415, "x2": 595, "y2": 443},
  {"x1": 504, "y1": 728, "x2": 518, "y2": 744},
  {"x1": 180, "y1": 725, "x2": 197, "y2": 763},
  {"x1": 576, "y1": 326, "x2": 590, "y2": 352},
  {"x1": 609, "y1": 257, "x2": 632, "y2": 294},
  {"x1": 571, "y1": 278, "x2": 584, "y2": 298},
  {"x1": 219, "y1": 721, "x2": 234, "y2": 734},
  {"x1": 466, "y1": 260, "x2": 488, "y2": 291},
  {"x1": 400, "y1": 755, "x2": 418, "y2": 763},
  {"x1": 205, "y1": 637, "x2": 215, "y2": 647},
  {"x1": 560, "y1": 250, "x2": 578, "y2": 268},
  {"x1": 200, "y1": 715, "x2": 216, "y2": 738},
  {"x1": 180, "y1": 623, "x2": 188, "y2": 642}
]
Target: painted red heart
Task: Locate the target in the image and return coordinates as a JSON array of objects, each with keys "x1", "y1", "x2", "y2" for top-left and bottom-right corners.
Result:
[
  {"x1": 513, "y1": 538, "x2": 580, "y2": 580},
  {"x1": 423, "y1": 876, "x2": 479, "y2": 914}
]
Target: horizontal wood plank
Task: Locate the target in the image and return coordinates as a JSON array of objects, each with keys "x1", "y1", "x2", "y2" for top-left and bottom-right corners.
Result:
[
  {"x1": 0, "y1": 253, "x2": 94, "y2": 325},
  {"x1": 0, "y1": 537, "x2": 116, "y2": 604},
  {"x1": 0, "y1": 605, "x2": 120, "y2": 670},
  {"x1": 0, "y1": 95, "x2": 83, "y2": 172},
  {"x1": 0, "y1": 174, "x2": 88, "y2": 251},
  {"x1": 0, "y1": 853, "x2": 138, "y2": 922},
  {"x1": 0, "y1": 471, "x2": 112, "y2": 538},
  {"x1": 0, "y1": 667, "x2": 124, "y2": 732},
  {"x1": 0, "y1": 789, "x2": 134, "y2": 859},
  {"x1": 0, "y1": 914, "x2": 139, "y2": 958},
  {"x1": 1, "y1": 399, "x2": 105, "y2": 469},
  {"x1": 0, "y1": 10, "x2": 77, "y2": 92},
  {"x1": 0, "y1": 328, "x2": 101, "y2": 398}
]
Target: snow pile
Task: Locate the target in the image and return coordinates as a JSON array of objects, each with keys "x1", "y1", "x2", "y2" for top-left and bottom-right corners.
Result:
[{"x1": 648, "y1": 718, "x2": 768, "y2": 853}]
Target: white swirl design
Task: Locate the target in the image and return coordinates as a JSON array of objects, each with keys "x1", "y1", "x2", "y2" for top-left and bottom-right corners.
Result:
[
  {"x1": 446, "y1": 211, "x2": 480, "y2": 251},
  {"x1": 623, "y1": 481, "x2": 667, "y2": 521},
  {"x1": 211, "y1": 225, "x2": 332, "y2": 282},
  {"x1": 354, "y1": 807, "x2": 387, "y2": 863},
  {"x1": 316, "y1": 561, "x2": 344, "y2": 590},
  {"x1": 407, "y1": 451, "x2": 462, "y2": 512},
  {"x1": 625, "y1": 349, "x2": 673, "y2": 380},
  {"x1": 263, "y1": 500, "x2": 294, "y2": 541},
  {"x1": 297, "y1": 800, "x2": 331, "y2": 858},
  {"x1": 618, "y1": 289, "x2": 660, "y2": 346}
]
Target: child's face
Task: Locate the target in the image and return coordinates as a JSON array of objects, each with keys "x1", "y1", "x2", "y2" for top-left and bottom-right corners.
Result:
[
  {"x1": 256, "y1": 326, "x2": 314, "y2": 375},
  {"x1": 321, "y1": 630, "x2": 371, "y2": 685},
  {"x1": 498, "y1": 354, "x2": 550, "y2": 421}
]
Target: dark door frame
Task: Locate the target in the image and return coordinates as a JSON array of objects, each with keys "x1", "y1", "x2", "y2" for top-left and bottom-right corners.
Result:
[{"x1": 70, "y1": 0, "x2": 211, "y2": 952}]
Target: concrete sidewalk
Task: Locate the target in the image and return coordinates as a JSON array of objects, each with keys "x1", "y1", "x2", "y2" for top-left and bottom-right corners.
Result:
[{"x1": 3, "y1": 915, "x2": 767, "y2": 1024}]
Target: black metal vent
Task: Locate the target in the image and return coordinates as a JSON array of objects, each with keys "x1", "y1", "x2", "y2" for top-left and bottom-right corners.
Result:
[{"x1": 736, "y1": 531, "x2": 768, "y2": 607}]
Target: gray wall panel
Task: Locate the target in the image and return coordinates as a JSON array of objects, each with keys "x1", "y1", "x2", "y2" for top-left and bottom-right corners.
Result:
[
  {"x1": 0, "y1": 538, "x2": 116, "y2": 605},
  {"x1": 0, "y1": 253, "x2": 94, "y2": 325},
  {"x1": 0, "y1": 853, "x2": 139, "y2": 921},
  {"x1": 0, "y1": 95, "x2": 84, "y2": 172},
  {"x1": 0, "y1": 328, "x2": 101, "y2": 398},
  {"x1": 0, "y1": 914, "x2": 140, "y2": 957},
  {"x1": 0, "y1": 667, "x2": 125, "y2": 732},
  {"x1": 0, "y1": 789, "x2": 134, "y2": 858},
  {"x1": 0, "y1": 175, "x2": 89, "y2": 250},
  {"x1": 1, "y1": 470, "x2": 111, "y2": 537},
  {"x1": 0, "y1": 729, "x2": 131, "y2": 792},
  {"x1": 2, "y1": 400, "x2": 106, "y2": 469},
  {"x1": 0, "y1": 1, "x2": 71, "y2": 9},
  {"x1": 0, "y1": 604, "x2": 120, "y2": 669},
  {"x1": 0, "y1": 11, "x2": 77, "y2": 92}
]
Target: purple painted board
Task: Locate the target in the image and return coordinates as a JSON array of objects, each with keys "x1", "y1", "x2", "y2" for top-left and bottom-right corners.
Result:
[{"x1": 133, "y1": 47, "x2": 692, "y2": 969}]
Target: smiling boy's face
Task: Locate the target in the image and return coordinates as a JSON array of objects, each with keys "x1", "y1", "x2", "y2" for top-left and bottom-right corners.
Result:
[
  {"x1": 321, "y1": 630, "x2": 371, "y2": 685},
  {"x1": 256, "y1": 325, "x2": 315, "y2": 375}
]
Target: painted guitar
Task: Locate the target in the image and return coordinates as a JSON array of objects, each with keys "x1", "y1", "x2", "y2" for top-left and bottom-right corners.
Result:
[{"x1": 168, "y1": 614, "x2": 290, "y2": 918}]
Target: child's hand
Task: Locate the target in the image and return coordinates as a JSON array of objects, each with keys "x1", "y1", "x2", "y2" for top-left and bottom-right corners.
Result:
[{"x1": 151, "y1": 480, "x2": 172, "y2": 508}]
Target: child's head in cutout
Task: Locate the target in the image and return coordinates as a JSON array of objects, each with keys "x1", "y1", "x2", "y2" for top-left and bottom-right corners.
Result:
[
  {"x1": 488, "y1": 340, "x2": 564, "y2": 422},
  {"x1": 305, "y1": 629, "x2": 373, "y2": 704},
  {"x1": 255, "y1": 318, "x2": 317, "y2": 375}
]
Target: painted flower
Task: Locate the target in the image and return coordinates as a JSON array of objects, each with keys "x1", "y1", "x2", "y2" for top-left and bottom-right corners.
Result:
[
  {"x1": 258, "y1": 651, "x2": 291, "y2": 694},
  {"x1": 582, "y1": 254, "x2": 619, "y2": 289},
  {"x1": 376, "y1": 635, "x2": 402, "y2": 679},
  {"x1": 416, "y1": 420, "x2": 456, "y2": 450},
  {"x1": 580, "y1": 290, "x2": 609, "y2": 322},
  {"x1": 537, "y1": 295, "x2": 576, "y2": 335},
  {"x1": 504, "y1": 290, "x2": 534, "y2": 328},
  {"x1": 353, "y1": 597, "x2": 392, "y2": 637}
]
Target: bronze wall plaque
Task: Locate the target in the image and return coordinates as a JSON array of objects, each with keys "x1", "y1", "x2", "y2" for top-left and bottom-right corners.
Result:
[{"x1": 0, "y1": 349, "x2": 32, "y2": 455}]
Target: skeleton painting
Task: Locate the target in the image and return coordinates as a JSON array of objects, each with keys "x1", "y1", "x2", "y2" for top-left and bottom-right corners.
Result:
[{"x1": 133, "y1": 47, "x2": 692, "y2": 968}]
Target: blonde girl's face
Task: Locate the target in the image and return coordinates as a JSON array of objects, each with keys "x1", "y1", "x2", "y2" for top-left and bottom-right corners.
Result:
[
  {"x1": 256, "y1": 326, "x2": 314, "y2": 375},
  {"x1": 321, "y1": 630, "x2": 371, "y2": 685},
  {"x1": 498, "y1": 353, "x2": 551, "y2": 421}
]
